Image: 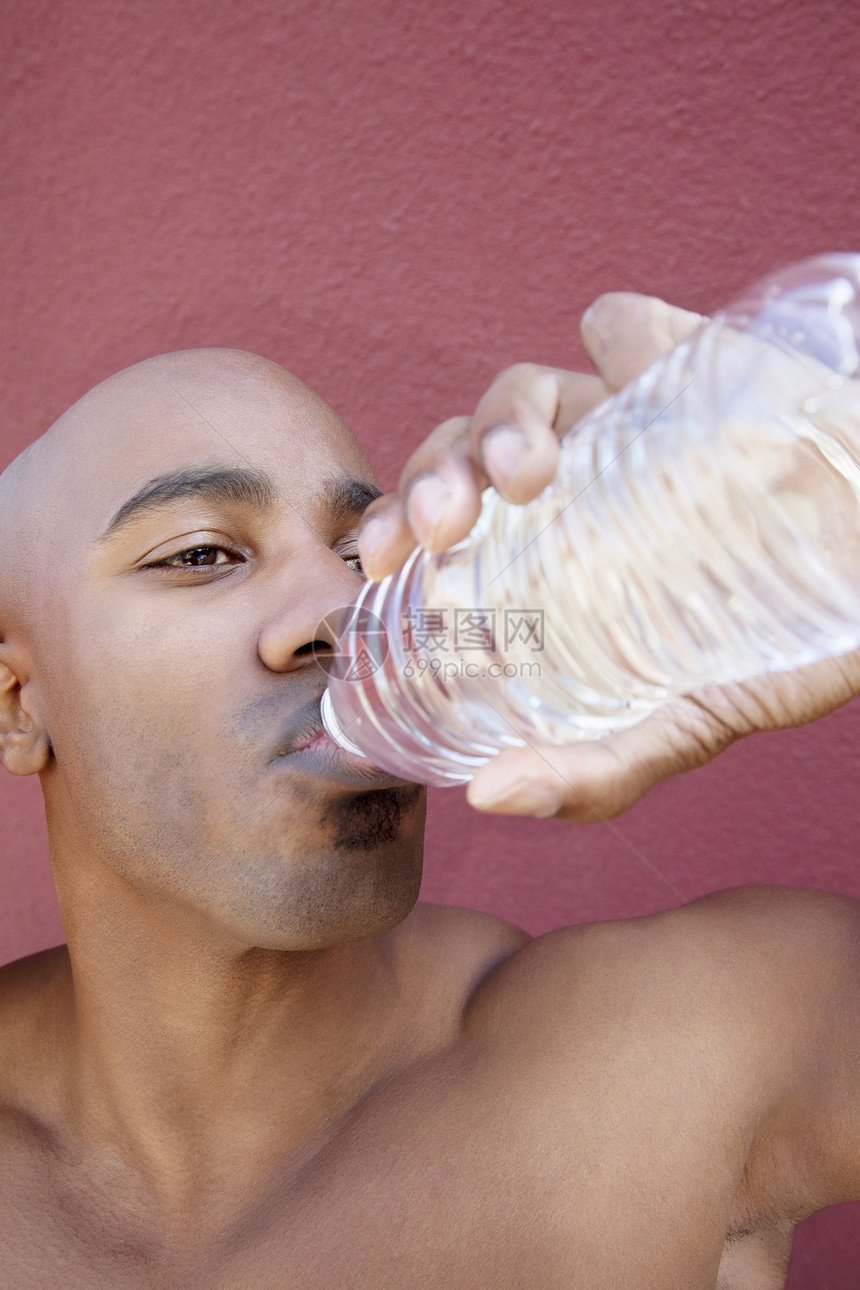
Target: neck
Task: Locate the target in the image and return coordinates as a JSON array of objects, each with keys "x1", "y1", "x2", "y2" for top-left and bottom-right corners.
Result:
[{"x1": 49, "y1": 846, "x2": 411, "y2": 1211}]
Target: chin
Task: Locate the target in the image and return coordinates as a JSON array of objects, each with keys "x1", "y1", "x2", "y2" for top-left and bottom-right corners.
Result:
[
  {"x1": 324, "y1": 783, "x2": 425, "y2": 852},
  {"x1": 204, "y1": 786, "x2": 427, "y2": 951}
]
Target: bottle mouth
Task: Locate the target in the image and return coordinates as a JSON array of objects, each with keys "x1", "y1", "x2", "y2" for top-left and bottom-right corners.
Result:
[{"x1": 320, "y1": 688, "x2": 370, "y2": 759}]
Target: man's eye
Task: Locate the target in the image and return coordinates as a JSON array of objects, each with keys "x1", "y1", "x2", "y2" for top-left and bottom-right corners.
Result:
[
  {"x1": 344, "y1": 553, "x2": 366, "y2": 580},
  {"x1": 158, "y1": 546, "x2": 236, "y2": 568}
]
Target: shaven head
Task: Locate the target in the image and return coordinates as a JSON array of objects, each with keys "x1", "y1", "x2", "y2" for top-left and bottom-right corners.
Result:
[
  {"x1": 3, "y1": 349, "x2": 346, "y2": 629},
  {"x1": 0, "y1": 350, "x2": 424, "y2": 950},
  {"x1": 0, "y1": 441, "x2": 43, "y2": 639}
]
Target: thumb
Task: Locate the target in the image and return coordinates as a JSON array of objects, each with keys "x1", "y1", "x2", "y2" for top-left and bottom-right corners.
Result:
[{"x1": 466, "y1": 708, "x2": 714, "y2": 822}]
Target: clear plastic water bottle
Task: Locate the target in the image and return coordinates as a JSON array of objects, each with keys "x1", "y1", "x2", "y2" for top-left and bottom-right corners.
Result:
[{"x1": 321, "y1": 254, "x2": 860, "y2": 787}]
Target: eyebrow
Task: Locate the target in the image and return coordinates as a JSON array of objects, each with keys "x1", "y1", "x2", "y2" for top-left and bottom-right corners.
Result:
[
  {"x1": 98, "y1": 466, "x2": 381, "y2": 542},
  {"x1": 322, "y1": 476, "x2": 383, "y2": 521}
]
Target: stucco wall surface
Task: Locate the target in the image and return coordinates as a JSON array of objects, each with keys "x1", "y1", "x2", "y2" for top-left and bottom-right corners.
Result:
[{"x1": 2, "y1": 0, "x2": 859, "y2": 1281}]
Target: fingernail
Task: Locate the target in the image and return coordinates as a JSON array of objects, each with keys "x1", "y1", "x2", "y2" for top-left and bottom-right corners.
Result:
[
  {"x1": 580, "y1": 301, "x2": 603, "y2": 333},
  {"x1": 407, "y1": 476, "x2": 452, "y2": 545},
  {"x1": 472, "y1": 776, "x2": 562, "y2": 817},
  {"x1": 581, "y1": 297, "x2": 611, "y2": 336},
  {"x1": 580, "y1": 302, "x2": 610, "y2": 357},
  {"x1": 483, "y1": 424, "x2": 529, "y2": 492}
]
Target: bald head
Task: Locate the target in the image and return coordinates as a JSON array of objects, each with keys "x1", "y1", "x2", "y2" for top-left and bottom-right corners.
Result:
[
  {"x1": 0, "y1": 449, "x2": 31, "y2": 634},
  {"x1": 0, "y1": 347, "x2": 372, "y2": 643}
]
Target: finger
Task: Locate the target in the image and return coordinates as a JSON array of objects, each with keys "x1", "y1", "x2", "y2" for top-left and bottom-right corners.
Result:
[
  {"x1": 360, "y1": 416, "x2": 486, "y2": 579},
  {"x1": 553, "y1": 371, "x2": 609, "y2": 433},
  {"x1": 581, "y1": 293, "x2": 705, "y2": 392},
  {"x1": 466, "y1": 743, "x2": 644, "y2": 822},
  {"x1": 472, "y1": 365, "x2": 607, "y2": 504},
  {"x1": 358, "y1": 494, "x2": 418, "y2": 582},
  {"x1": 465, "y1": 709, "x2": 708, "y2": 822},
  {"x1": 401, "y1": 415, "x2": 488, "y2": 553}
]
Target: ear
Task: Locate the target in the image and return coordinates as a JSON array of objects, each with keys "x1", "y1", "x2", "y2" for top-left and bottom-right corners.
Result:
[{"x1": 0, "y1": 660, "x2": 52, "y2": 776}]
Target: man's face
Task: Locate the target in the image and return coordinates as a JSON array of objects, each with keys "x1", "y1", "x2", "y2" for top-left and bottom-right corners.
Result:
[{"x1": 17, "y1": 350, "x2": 425, "y2": 949}]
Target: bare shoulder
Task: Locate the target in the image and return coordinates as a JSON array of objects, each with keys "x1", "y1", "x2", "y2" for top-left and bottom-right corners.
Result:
[
  {"x1": 464, "y1": 885, "x2": 860, "y2": 1057},
  {"x1": 442, "y1": 887, "x2": 860, "y2": 1229},
  {"x1": 406, "y1": 901, "x2": 531, "y2": 1001},
  {"x1": 410, "y1": 900, "x2": 530, "y2": 949},
  {"x1": 484, "y1": 881, "x2": 858, "y2": 975}
]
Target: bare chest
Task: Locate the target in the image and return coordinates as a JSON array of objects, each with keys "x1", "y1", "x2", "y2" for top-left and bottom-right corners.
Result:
[{"x1": 0, "y1": 1080, "x2": 794, "y2": 1290}]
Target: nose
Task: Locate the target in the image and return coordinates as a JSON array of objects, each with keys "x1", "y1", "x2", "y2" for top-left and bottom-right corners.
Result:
[{"x1": 256, "y1": 550, "x2": 364, "y2": 676}]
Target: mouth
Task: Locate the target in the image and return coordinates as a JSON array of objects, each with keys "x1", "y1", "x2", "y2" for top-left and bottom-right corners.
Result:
[
  {"x1": 269, "y1": 694, "x2": 410, "y2": 789},
  {"x1": 293, "y1": 726, "x2": 338, "y2": 754}
]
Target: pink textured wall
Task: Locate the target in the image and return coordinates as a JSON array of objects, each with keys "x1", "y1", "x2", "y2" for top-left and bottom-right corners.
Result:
[{"x1": 2, "y1": 0, "x2": 859, "y2": 1281}]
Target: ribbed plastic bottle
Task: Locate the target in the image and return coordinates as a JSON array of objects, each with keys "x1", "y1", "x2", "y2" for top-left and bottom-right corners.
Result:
[{"x1": 321, "y1": 254, "x2": 860, "y2": 787}]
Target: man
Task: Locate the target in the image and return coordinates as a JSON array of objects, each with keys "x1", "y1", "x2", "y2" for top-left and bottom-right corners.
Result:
[{"x1": 0, "y1": 294, "x2": 858, "y2": 1289}]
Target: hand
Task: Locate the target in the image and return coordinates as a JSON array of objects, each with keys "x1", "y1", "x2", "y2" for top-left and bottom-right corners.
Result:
[{"x1": 358, "y1": 294, "x2": 860, "y2": 821}]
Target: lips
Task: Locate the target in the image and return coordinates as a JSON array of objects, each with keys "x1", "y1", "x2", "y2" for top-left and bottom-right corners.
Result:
[
  {"x1": 267, "y1": 692, "x2": 406, "y2": 787},
  {"x1": 268, "y1": 693, "x2": 332, "y2": 761},
  {"x1": 293, "y1": 727, "x2": 333, "y2": 753}
]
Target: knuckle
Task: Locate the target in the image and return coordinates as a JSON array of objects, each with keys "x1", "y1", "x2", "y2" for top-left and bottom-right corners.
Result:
[
  {"x1": 420, "y1": 416, "x2": 472, "y2": 450},
  {"x1": 680, "y1": 694, "x2": 743, "y2": 754},
  {"x1": 581, "y1": 291, "x2": 635, "y2": 331},
  {"x1": 399, "y1": 463, "x2": 441, "y2": 501},
  {"x1": 667, "y1": 305, "x2": 706, "y2": 343},
  {"x1": 398, "y1": 443, "x2": 454, "y2": 490},
  {"x1": 476, "y1": 364, "x2": 547, "y2": 415},
  {"x1": 497, "y1": 361, "x2": 545, "y2": 389}
]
